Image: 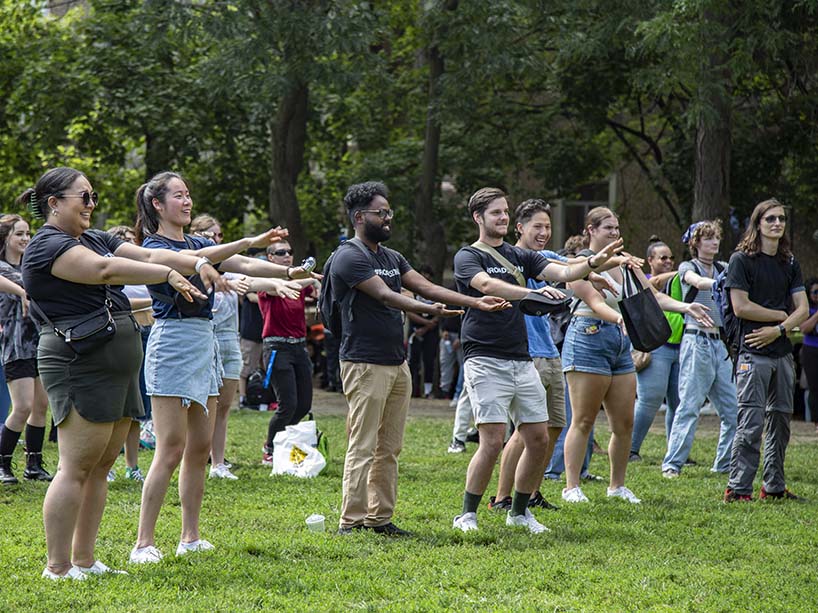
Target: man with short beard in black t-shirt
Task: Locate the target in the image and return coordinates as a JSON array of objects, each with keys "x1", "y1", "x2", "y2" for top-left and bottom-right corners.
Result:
[
  {"x1": 332, "y1": 182, "x2": 509, "y2": 536},
  {"x1": 724, "y1": 198, "x2": 808, "y2": 502}
]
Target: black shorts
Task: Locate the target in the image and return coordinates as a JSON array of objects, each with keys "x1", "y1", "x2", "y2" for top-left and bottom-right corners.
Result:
[{"x1": 4, "y1": 358, "x2": 39, "y2": 382}]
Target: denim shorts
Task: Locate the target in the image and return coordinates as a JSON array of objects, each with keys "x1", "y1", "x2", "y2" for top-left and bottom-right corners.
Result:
[
  {"x1": 217, "y1": 331, "x2": 242, "y2": 381},
  {"x1": 562, "y1": 316, "x2": 634, "y2": 376},
  {"x1": 145, "y1": 318, "x2": 222, "y2": 410}
]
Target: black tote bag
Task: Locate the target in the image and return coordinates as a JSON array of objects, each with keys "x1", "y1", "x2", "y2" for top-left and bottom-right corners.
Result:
[{"x1": 619, "y1": 266, "x2": 671, "y2": 352}]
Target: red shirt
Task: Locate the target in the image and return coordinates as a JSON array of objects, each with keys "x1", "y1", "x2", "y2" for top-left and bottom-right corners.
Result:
[{"x1": 258, "y1": 287, "x2": 313, "y2": 339}]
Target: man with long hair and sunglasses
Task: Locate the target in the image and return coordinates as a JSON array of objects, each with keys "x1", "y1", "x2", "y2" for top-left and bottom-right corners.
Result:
[{"x1": 724, "y1": 199, "x2": 808, "y2": 502}]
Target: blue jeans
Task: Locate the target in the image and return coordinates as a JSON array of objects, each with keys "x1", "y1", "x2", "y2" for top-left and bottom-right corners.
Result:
[
  {"x1": 544, "y1": 378, "x2": 592, "y2": 478},
  {"x1": 631, "y1": 344, "x2": 680, "y2": 455},
  {"x1": 662, "y1": 333, "x2": 738, "y2": 473}
]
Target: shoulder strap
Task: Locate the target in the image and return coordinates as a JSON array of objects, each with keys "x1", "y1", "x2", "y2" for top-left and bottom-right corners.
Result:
[
  {"x1": 683, "y1": 260, "x2": 702, "y2": 303},
  {"x1": 28, "y1": 297, "x2": 58, "y2": 334},
  {"x1": 470, "y1": 241, "x2": 526, "y2": 287}
]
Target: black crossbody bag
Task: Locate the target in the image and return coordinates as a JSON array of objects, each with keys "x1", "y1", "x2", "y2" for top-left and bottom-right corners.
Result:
[{"x1": 29, "y1": 296, "x2": 117, "y2": 355}]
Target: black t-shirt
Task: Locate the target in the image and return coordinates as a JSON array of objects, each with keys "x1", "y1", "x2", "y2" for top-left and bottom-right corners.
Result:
[
  {"x1": 454, "y1": 242, "x2": 548, "y2": 361},
  {"x1": 725, "y1": 251, "x2": 804, "y2": 358},
  {"x1": 143, "y1": 234, "x2": 216, "y2": 319},
  {"x1": 330, "y1": 241, "x2": 412, "y2": 365},
  {"x1": 22, "y1": 226, "x2": 131, "y2": 319},
  {"x1": 239, "y1": 295, "x2": 264, "y2": 342}
]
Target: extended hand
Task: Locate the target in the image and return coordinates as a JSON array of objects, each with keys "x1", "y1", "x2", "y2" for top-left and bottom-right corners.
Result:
[
  {"x1": 745, "y1": 325, "x2": 781, "y2": 349},
  {"x1": 475, "y1": 295, "x2": 511, "y2": 311},
  {"x1": 588, "y1": 272, "x2": 615, "y2": 296},
  {"x1": 429, "y1": 303, "x2": 465, "y2": 318},
  {"x1": 199, "y1": 263, "x2": 229, "y2": 294},
  {"x1": 686, "y1": 303, "x2": 714, "y2": 328},
  {"x1": 169, "y1": 270, "x2": 207, "y2": 303},
  {"x1": 228, "y1": 276, "x2": 251, "y2": 296},
  {"x1": 536, "y1": 286, "x2": 566, "y2": 300},
  {"x1": 593, "y1": 237, "x2": 625, "y2": 265},
  {"x1": 249, "y1": 226, "x2": 289, "y2": 249},
  {"x1": 275, "y1": 279, "x2": 303, "y2": 300}
]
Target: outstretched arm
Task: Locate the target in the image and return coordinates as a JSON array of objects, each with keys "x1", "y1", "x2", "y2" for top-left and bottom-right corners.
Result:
[
  {"x1": 355, "y1": 275, "x2": 463, "y2": 318},
  {"x1": 401, "y1": 269, "x2": 510, "y2": 311}
]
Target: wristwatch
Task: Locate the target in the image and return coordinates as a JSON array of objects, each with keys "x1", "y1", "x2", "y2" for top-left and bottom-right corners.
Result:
[
  {"x1": 194, "y1": 256, "x2": 213, "y2": 274},
  {"x1": 777, "y1": 324, "x2": 787, "y2": 337}
]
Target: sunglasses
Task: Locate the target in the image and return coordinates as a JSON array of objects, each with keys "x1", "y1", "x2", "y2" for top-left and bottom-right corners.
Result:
[
  {"x1": 271, "y1": 249, "x2": 293, "y2": 256},
  {"x1": 762, "y1": 214, "x2": 787, "y2": 224},
  {"x1": 361, "y1": 208, "x2": 394, "y2": 220},
  {"x1": 657, "y1": 255, "x2": 675, "y2": 261},
  {"x1": 59, "y1": 191, "x2": 99, "y2": 207}
]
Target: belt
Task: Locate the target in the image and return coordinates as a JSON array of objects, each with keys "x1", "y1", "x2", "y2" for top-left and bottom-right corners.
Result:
[
  {"x1": 684, "y1": 329, "x2": 720, "y2": 340},
  {"x1": 264, "y1": 336, "x2": 306, "y2": 345}
]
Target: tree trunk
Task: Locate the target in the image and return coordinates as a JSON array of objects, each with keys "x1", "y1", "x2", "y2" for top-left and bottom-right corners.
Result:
[
  {"x1": 269, "y1": 80, "x2": 309, "y2": 261},
  {"x1": 413, "y1": 0, "x2": 458, "y2": 284},
  {"x1": 144, "y1": 130, "x2": 173, "y2": 180},
  {"x1": 693, "y1": 7, "x2": 732, "y2": 233}
]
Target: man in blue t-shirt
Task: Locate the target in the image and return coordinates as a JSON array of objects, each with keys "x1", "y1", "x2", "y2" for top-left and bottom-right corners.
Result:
[
  {"x1": 331, "y1": 182, "x2": 509, "y2": 536},
  {"x1": 452, "y1": 188, "x2": 621, "y2": 534}
]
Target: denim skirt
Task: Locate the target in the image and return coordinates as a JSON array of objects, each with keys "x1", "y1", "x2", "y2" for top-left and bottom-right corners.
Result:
[
  {"x1": 38, "y1": 312, "x2": 144, "y2": 425},
  {"x1": 144, "y1": 317, "x2": 222, "y2": 410},
  {"x1": 216, "y1": 330, "x2": 242, "y2": 381}
]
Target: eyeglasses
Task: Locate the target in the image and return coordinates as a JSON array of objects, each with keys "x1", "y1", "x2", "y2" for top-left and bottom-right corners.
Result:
[
  {"x1": 58, "y1": 191, "x2": 99, "y2": 207},
  {"x1": 762, "y1": 214, "x2": 787, "y2": 224},
  {"x1": 810, "y1": 289, "x2": 818, "y2": 294},
  {"x1": 270, "y1": 249, "x2": 293, "y2": 256},
  {"x1": 658, "y1": 255, "x2": 675, "y2": 261},
  {"x1": 361, "y1": 208, "x2": 394, "y2": 220}
]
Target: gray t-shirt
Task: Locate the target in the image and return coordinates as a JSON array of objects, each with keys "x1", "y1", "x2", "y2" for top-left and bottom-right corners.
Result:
[{"x1": 678, "y1": 259, "x2": 727, "y2": 328}]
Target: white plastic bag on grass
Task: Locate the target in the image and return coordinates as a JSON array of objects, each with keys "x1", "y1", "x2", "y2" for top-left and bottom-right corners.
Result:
[{"x1": 271, "y1": 420, "x2": 326, "y2": 478}]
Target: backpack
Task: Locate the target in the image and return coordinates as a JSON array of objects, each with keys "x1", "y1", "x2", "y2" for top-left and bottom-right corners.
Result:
[
  {"x1": 710, "y1": 266, "x2": 741, "y2": 361},
  {"x1": 318, "y1": 238, "x2": 374, "y2": 337},
  {"x1": 663, "y1": 273, "x2": 685, "y2": 345},
  {"x1": 246, "y1": 368, "x2": 275, "y2": 407}
]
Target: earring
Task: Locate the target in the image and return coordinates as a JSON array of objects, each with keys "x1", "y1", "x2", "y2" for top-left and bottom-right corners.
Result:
[{"x1": 50, "y1": 209, "x2": 58, "y2": 216}]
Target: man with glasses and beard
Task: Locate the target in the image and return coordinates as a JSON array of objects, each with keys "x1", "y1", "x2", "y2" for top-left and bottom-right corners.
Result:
[{"x1": 332, "y1": 181, "x2": 509, "y2": 536}]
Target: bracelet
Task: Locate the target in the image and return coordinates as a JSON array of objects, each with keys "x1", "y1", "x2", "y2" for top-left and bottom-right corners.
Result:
[
  {"x1": 166, "y1": 268, "x2": 174, "y2": 283},
  {"x1": 285, "y1": 266, "x2": 293, "y2": 279},
  {"x1": 588, "y1": 255, "x2": 600, "y2": 269},
  {"x1": 778, "y1": 324, "x2": 787, "y2": 337},
  {"x1": 194, "y1": 256, "x2": 212, "y2": 274}
]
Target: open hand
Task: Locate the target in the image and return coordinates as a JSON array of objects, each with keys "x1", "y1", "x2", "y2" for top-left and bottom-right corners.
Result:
[
  {"x1": 686, "y1": 303, "x2": 714, "y2": 328},
  {"x1": 228, "y1": 276, "x2": 251, "y2": 296},
  {"x1": 475, "y1": 295, "x2": 512, "y2": 311},
  {"x1": 199, "y1": 263, "x2": 229, "y2": 294},
  {"x1": 536, "y1": 286, "x2": 566, "y2": 300},
  {"x1": 168, "y1": 270, "x2": 208, "y2": 303},
  {"x1": 429, "y1": 303, "x2": 465, "y2": 318},
  {"x1": 248, "y1": 226, "x2": 289, "y2": 249},
  {"x1": 588, "y1": 272, "x2": 615, "y2": 296}
]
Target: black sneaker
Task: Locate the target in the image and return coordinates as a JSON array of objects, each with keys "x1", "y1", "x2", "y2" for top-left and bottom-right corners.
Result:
[
  {"x1": 487, "y1": 495, "x2": 512, "y2": 512},
  {"x1": 371, "y1": 522, "x2": 411, "y2": 537},
  {"x1": 760, "y1": 487, "x2": 807, "y2": 502},
  {"x1": 465, "y1": 427, "x2": 480, "y2": 444},
  {"x1": 581, "y1": 472, "x2": 604, "y2": 482},
  {"x1": 528, "y1": 491, "x2": 559, "y2": 511},
  {"x1": 628, "y1": 452, "x2": 642, "y2": 463},
  {"x1": 337, "y1": 524, "x2": 367, "y2": 535},
  {"x1": 683, "y1": 458, "x2": 698, "y2": 466}
]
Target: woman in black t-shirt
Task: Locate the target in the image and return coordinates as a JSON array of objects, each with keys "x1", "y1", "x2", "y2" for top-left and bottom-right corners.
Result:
[
  {"x1": 21, "y1": 167, "x2": 210, "y2": 580},
  {"x1": 0, "y1": 215, "x2": 52, "y2": 485}
]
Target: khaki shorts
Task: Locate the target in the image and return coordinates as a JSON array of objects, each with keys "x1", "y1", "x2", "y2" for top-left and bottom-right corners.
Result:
[
  {"x1": 533, "y1": 357, "x2": 566, "y2": 428},
  {"x1": 464, "y1": 356, "x2": 548, "y2": 426},
  {"x1": 240, "y1": 338, "x2": 264, "y2": 379}
]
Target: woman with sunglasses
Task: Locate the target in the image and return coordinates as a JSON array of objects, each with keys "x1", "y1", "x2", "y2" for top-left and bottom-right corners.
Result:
[
  {"x1": 0, "y1": 215, "x2": 52, "y2": 485},
  {"x1": 131, "y1": 172, "x2": 309, "y2": 564},
  {"x1": 628, "y1": 238, "x2": 683, "y2": 462},
  {"x1": 799, "y1": 278, "x2": 818, "y2": 433},
  {"x1": 20, "y1": 167, "x2": 210, "y2": 579},
  {"x1": 661, "y1": 220, "x2": 737, "y2": 479},
  {"x1": 258, "y1": 239, "x2": 321, "y2": 466},
  {"x1": 561, "y1": 207, "x2": 712, "y2": 505}
]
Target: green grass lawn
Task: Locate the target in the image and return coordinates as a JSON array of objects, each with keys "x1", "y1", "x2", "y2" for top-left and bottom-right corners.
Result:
[{"x1": 2, "y1": 410, "x2": 818, "y2": 612}]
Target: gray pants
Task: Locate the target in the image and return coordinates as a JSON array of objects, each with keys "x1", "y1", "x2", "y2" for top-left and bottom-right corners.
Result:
[
  {"x1": 439, "y1": 333, "x2": 463, "y2": 395},
  {"x1": 727, "y1": 352, "x2": 795, "y2": 495}
]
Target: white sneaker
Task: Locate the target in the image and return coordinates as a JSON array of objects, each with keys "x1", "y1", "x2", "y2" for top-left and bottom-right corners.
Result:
[
  {"x1": 452, "y1": 512, "x2": 478, "y2": 532},
  {"x1": 562, "y1": 486, "x2": 590, "y2": 503},
  {"x1": 42, "y1": 566, "x2": 87, "y2": 580},
  {"x1": 209, "y1": 463, "x2": 238, "y2": 480},
  {"x1": 107, "y1": 469, "x2": 116, "y2": 482},
  {"x1": 607, "y1": 486, "x2": 641, "y2": 504},
  {"x1": 176, "y1": 539, "x2": 215, "y2": 556},
  {"x1": 76, "y1": 560, "x2": 128, "y2": 575},
  {"x1": 506, "y1": 509, "x2": 550, "y2": 534},
  {"x1": 129, "y1": 545, "x2": 163, "y2": 564},
  {"x1": 662, "y1": 468, "x2": 680, "y2": 479}
]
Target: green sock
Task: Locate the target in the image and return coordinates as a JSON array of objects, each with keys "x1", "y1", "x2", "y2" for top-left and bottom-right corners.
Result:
[
  {"x1": 510, "y1": 491, "x2": 531, "y2": 516},
  {"x1": 462, "y1": 491, "x2": 482, "y2": 515}
]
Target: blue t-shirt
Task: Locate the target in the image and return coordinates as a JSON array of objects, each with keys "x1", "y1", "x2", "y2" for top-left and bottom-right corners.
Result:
[
  {"x1": 525, "y1": 249, "x2": 566, "y2": 359},
  {"x1": 143, "y1": 234, "x2": 216, "y2": 319}
]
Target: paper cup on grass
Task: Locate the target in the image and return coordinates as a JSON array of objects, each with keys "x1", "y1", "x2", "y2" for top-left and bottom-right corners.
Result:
[{"x1": 305, "y1": 514, "x2": 325, "y2": 532}]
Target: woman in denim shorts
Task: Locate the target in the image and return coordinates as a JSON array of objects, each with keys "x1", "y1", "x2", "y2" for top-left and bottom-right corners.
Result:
[
  {"x1": 561, "y1": 208, "x2": 712, "y2": 505},
  {"x1": 130, "y1": 172, "x2": 310, "y2": 564}
]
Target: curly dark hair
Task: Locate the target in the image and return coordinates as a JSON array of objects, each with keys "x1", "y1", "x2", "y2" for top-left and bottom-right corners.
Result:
[
  {"x1": 515, "y1": 198, "x2": 551, "y2": 226},
  {"x1": 344, "y1": 181, "x2": 389, "y2": 224}
]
